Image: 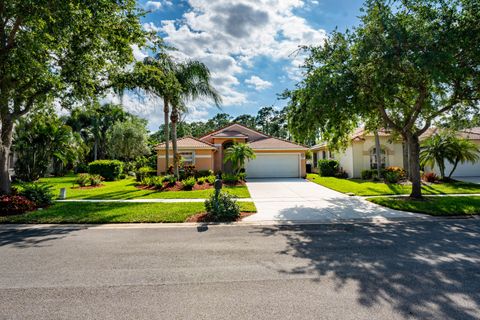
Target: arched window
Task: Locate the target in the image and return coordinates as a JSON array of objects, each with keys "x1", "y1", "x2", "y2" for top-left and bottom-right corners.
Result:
[{"x1": 370, "y1": 147, "x2": 387, "y2": 169}]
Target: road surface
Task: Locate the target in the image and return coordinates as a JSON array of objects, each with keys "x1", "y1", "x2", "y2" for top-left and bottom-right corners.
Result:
[{"x1": 1, "y1": 220, "x2": 479, "y2": 319}]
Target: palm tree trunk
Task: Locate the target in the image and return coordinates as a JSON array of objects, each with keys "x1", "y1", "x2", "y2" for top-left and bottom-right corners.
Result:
[
  {"x1": 163, "y1": 97, "x2": 170, "y2": 173},
  {"x1": 170, "y1": 105, "x2": 179, "y2": 179},
  {"x1": 448, "y1": 159, "x2": 460, "y2": 179},
  {"x1": 374, "y1": 130, "x2": 382, "y2": 178}
]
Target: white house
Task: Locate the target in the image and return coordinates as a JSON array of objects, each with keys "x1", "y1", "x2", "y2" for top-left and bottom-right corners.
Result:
[{"x1": 311, "y1": 127, "x2": 480, "y2": 179}]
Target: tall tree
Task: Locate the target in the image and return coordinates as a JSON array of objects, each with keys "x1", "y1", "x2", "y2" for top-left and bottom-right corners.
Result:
[
  {"x1": 106, "y1": 117, "x2": 150, "y2": 161},
  {"x1": 0, "y1": 0, "x2": 146, "y2": 194},
  {"x1": 233, "y1": 114, "x2": 256, "y2": 128},
  {"x1": 286, "y1": 0, "x2": 480, "y2": 198},
  {"x1": 169, "y1": 61, "x2": 222, "y2": 178}
]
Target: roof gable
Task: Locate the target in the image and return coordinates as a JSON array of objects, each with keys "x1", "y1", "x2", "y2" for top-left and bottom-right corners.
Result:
[{"x1": 200, "y1": 123, "x2": 268, "y2": 143}]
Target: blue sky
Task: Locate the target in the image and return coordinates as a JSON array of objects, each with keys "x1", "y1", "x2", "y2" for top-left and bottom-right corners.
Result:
[{"x1": 125, "y1": 0, "x2": 364, "y2": 130}]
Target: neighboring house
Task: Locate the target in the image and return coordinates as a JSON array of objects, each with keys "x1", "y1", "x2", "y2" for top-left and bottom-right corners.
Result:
[
  {"x1": 311, "y1": 128, "x2": 405, "y2": 178},
  {"x1": 311, "y1": 127, "x2": 480, "y2": 178},
  {"x1": 155, "y1": 123, "x2": 308, "y2": 178}
]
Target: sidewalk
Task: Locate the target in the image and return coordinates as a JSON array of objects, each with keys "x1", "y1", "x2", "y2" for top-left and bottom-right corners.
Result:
[{"x1": 57, "y1": 198, "x2": 253, "y2": 203}]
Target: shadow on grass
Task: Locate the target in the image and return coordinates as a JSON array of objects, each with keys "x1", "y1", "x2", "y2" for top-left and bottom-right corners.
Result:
[{"x1": 252, "y1": 220, "x2": 480, "y2": 319}]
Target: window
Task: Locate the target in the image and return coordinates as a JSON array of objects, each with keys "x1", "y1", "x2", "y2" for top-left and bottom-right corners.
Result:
[
  {"x1": 313, "y1": 152, "x2": 318, "y2": 167},
  {"x1": 329, "y1": 151, "x2": 333, "y2": 159},
  {"x1": 370, "y1": 147, "x2": 386, "y2": 169},
  {"x1": 179, "y1": 151, "x2": 194, "y2": 166},
  {"x1": 322, "y1": 151, "x2": 327, "y2": 160}
]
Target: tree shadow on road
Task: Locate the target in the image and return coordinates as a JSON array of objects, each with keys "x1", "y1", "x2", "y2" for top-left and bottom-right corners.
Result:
[
  {"x1": 0, "y1": 226, "x2": 84, "y2": 248},
  {"x1": 253, "y1": 220, "x2": 480, "y2": 319}
]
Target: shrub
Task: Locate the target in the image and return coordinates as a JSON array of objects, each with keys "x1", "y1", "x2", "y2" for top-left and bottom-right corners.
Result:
[
  {"x1": 0, "y1": 195, "x2": 36, "y2": 216},
  {"x1": 204, "y1": 191, "x2": 240, "y2": 222},
  {"x1": 317, "y1": 159, "x2": 339, "y2": 177},
  {"x1": 196, "y1": 169, "x2": 214, "y2": 178},
  {"x1": 88, "y1": 160, "x2": 123, "y2": 181},
  {"x1": 206, "y1": 175, "x2": 216, "y2": 185},
  {"x1": 76, "y1": 173, "x2": 91, "y2": 187},
  {"x1": 222, "y1": 173, "x2": 239, "y2": 184},
  {"x1": 163, "y1": 175, "x2": 177, "y2": 186},
  {"x1": 422, "y1": 172, "x2": 439, "y2": 183},
  {"x1": 152, "y1": 176, "x2": 164, "y2": 189},
  {"x1": 140, "y1": 176, "x2": 152, "y2": 186},
  {"x1": 19, "y1": 183, "x2": 55, "y2": 207},
  {"x1": 89, "y1": 174, "x2": 103, "y2": 186},
  {"x1": 383, "y1": 166, "x2": 406, "y2": 180},
  {"x1": 361, "y1": 169, "x2": 374, "y2": 180},
  {"x1": 384, "y1": 171, "x2": 401, "y2": 184},
  {"x1": 180, "y1": 165, "x2": 197, "y2": 179},
  {"x1": 237, "y1": 172, "x2": 247, "y2": 181},
  {"x1": 334, "y1": 169, "x2": 348, "y2": 179},
  {"x1": 182, "y1": 176, "x2": 196, "y2": 190},
  {"x1": 135, "y1": 166, "x2": 156, "y2": 182},
  {"x1": 118, "y1": 173, "x2": 127, "y2": 179},
  {"x1": 197, "y1": 177, "x2": 207, "y2": 185},
  {"x1": 75, "y1": 163, "x2": 89, "y2": 174}
]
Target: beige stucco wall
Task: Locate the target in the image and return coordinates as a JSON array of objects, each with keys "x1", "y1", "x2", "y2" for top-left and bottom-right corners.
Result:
[{"x1": 156, "y1": 149, "x2": 215, "y2": 175}]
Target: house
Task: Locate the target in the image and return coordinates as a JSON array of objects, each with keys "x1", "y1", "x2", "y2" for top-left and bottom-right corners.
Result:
[
  {"x1": 310, "y1": 128, "x2": 405, "y2": 178},
  {"x1": 310, "y1": 127, "x2": 480, "y2": 178},
  {"x1": 155, "y1": 123, "x2": 308, "y2": 178}
]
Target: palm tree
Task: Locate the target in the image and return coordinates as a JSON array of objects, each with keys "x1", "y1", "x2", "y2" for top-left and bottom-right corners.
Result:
[
  {"x1": 223, "y1": 143, "x2": 256, "y2": 175},
  {"x1": 447, "y1": 137, "x2": 480, "y2": 179},
  {"x1": 170, "y1": 60, "x2": 222, "y2": 178},
  {"x1": 420, "y1": 134, "x2": 456, "y2": 180}
]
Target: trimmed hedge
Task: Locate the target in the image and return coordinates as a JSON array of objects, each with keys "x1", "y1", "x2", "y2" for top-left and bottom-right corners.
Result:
[
  {"x1": 88, "y1": 160, "x2": 124, "y2": 181},
  {"x1": 317, "y1": 159, "x2": 339, "y2": 177}
]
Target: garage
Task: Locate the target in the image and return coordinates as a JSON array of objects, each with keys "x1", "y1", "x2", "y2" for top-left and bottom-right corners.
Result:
[
  {"x1": 442, "y1": 162, "x2": 480, "y2": 177},
  {"x1": 245, "y1": 153, "x2": 300, "y2": 178}
]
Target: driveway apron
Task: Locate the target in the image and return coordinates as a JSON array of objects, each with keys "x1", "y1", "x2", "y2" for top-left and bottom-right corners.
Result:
[{"x1": 243, "y1": 178, "x2": 423, "y2": 222}]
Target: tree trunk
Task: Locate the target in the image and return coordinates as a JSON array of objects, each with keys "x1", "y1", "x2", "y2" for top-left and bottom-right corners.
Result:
[
  {"x1": 0, "y1": 119, "x2": 15, "y2": 195},
  {"x1": 402, "y1": 141, "x2": 410, "y2": 179},
  {"x1": 93, "y1": 137, "x2": 98, "y2": 161},
  {"x1": 170, "y1": 106, "x2": 179, "y2": 179},
  {"x1": 407, "y1": 133, "x2": 422, "y2": 199},
  {"x1": 163, "y1": 97, "x2": 170, "y2": 173},
  {"x1": 448, "y1": 159, "x2": 459, "y2": 179},
  {"x1": 374, "y1": 130, "x2": 382, "y2": 178}
]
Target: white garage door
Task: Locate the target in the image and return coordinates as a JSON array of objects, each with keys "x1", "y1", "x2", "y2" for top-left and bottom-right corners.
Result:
[
  {"x1": 246, "y1": 154, "x2": 300, "y2": 178},
  {"x1": 443, "y1": 162, "x2": 480, "y2": 177}
]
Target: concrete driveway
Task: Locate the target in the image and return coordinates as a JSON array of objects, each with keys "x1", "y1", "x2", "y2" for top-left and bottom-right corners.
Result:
[{"x1": 243, "y1": 178, "x2": 422, "y2": 223}]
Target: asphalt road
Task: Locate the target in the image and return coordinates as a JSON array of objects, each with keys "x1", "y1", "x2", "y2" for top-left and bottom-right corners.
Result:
[{"x1": 1, "y1": 220, "x2": 480, "y2": 320}]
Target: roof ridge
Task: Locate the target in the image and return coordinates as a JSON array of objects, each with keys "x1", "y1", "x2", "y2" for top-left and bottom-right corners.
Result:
[
  {"x1": 155, "y1": 135, "x2": 216, "y2": 148},
  {"x1": 199, "y1": 122, "x2": 268, "y2": 139}
]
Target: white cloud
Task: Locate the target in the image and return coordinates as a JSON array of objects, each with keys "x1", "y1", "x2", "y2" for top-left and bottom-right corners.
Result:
[
  {"x1": 245, "y1": 76, "x2": 272, "y2": 91},
  {"x1": 159, "y1": 0, "x2": 327, "y2": 109},
  {"x1": 131, "y1": 44, "x2": 148, "y2": 61},
  {"x1": 145, "y1": 1, "x2": 162, "y2": 11},
  {"x1": 142, "y1": 22, "x2": 160, "y2": 33}
]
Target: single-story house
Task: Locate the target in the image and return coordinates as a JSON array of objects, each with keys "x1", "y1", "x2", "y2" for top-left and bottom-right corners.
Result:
[
  {"x1": 310, "y1": 127, "x2": 480, "y2": 178},
  {"x1": 155, "y1": 123, "x2": 308, "y2": 178}
]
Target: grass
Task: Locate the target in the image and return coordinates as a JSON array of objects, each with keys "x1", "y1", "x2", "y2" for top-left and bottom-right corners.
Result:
[
  {"x1": 0, "y1": 201, "x2": 257, "y2": 224},
  {"x1": 368, "y1": 196, "x2": 480, "y2": 216},
  {"x1": 17, "y1": 174, "x2": 250, "y2": 200},
  {"x1": 307, "y1": 174, "x2": 480, "y2": 196}
]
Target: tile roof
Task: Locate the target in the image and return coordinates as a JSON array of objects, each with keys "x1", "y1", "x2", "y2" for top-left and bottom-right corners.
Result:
[
  {"x1": 155, "y1": 136, "x2": 216, "y2": 150},
  {"x1": 211, "y1": 130, "x2": 248, "y2": 138},
  {"x1": 248, "y1": 137, "x2": 308, "y2": 150}
]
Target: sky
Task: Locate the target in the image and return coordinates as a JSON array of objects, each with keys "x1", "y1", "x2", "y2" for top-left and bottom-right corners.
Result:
[{"x1": 117, "y1": 0, "x2": 365, "y2": 131}]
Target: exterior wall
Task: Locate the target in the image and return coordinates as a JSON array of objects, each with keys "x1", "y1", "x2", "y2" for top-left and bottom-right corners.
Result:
[
  {"x1": 156, "y1": 149, "x2": 215, "y2": 175},
  {"x1": 312, "y1": 136, "x2": 405, "y2": 178},
  {"x1": 430, "y1": 139, "x2": 480, "y2": 177},
  {"x1": 255, "y1": 149, "x2": 307, "y2": 177}
]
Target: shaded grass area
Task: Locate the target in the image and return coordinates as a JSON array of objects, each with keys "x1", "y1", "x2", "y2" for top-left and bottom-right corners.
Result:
[
  {"x1": 368, "y1": 196, "x2": 480, "y2": 216},
  {"x1": 16, "y1": 175, "x2": 250, "y2": 199},
  {"x1": 0, "y1": 202, "x2": 257, "y2": 223},
  {"x1": 307, "y1": 174, "x2": 480, "y2": 196}
]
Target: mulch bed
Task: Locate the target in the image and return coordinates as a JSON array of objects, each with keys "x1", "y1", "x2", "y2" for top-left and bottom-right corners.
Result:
[
  {"x1": 71, "y1": 184, "x2": 105, "y2": 190},
  {"x1": 185, "y1": 211, "x2": 255, "y2": 223},
  {"x1": 135, "y1": 180, "x2": 245, "y2": 192}
]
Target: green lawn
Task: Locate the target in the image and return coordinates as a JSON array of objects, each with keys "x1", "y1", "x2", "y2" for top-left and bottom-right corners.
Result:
[
  {"x1": 307, "y1": 174, "x2": 480, "y2": 196},
  {"x1": 368, "y1": 196, "x2": 480, "y2": 216},
  {"x1": 20, "y1": 175, "x2": 250, "y2": 199},
  {"x1": 0, "y1": 202, "x2": 257, "y2": 224}
]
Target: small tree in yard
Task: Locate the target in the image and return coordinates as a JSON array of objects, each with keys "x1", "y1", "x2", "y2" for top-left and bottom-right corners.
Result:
[
  {"x1": 286, "y1": 0, "x2": 480, "y2": 198},
  {"x1": 106, "y1": 117, "x2": 150, "y2": 161},
  {"x1": 223, "y1": 143, "x2": 256, "y2": 175},
  {"x1": 420, "y1": 134, "x2": 456, "y2": 180},
  {"x1": 0, "y1": 0, "x2": 146, "y2": 194}
]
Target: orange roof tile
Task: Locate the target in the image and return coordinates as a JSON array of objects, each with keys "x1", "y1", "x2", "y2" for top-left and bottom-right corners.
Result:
[{"x1": 155, "y1": 136, "x2": 216, "y2": 150}]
